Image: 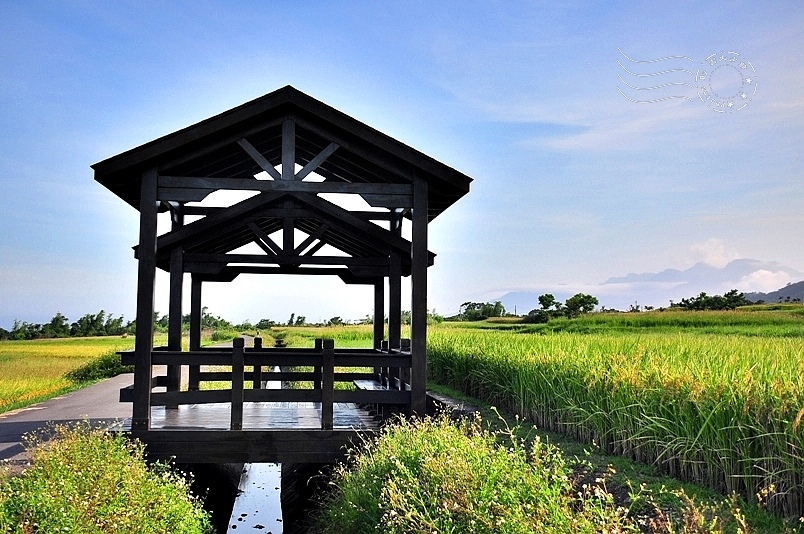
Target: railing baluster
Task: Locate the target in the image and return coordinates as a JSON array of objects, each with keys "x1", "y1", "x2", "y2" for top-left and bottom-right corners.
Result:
[
  {"x1": 400, "y1": 338, "x2": 411, "y2": 390},
  {"x1": 253, "y1": 337, "x2": 263, "y2": 389},
  {"x1": 321, "y1": 339, "x2": 334, "y2": 430},
  {"x1": 231, "y1": 338, "x2": 245, "y2": 430},
  {"x1": 314, "y1": 338, "x2": 323, "y2": 390}
]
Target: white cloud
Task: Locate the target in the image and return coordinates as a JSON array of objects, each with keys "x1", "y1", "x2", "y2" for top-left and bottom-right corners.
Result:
[
  {"x1": 733, "y1": 270, "x2": 796, "y2": 293},
  {"x1": 686, "y1": 239, "x2": 740, "y2": 268}
]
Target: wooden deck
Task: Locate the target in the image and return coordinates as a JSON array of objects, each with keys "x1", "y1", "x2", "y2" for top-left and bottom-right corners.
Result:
[
  {"x1": 121, "y1": 401, "x2": 379, "y2": 431},
  {"x1": 118, "y1": 401, "x2": 379, "y2": 464}
]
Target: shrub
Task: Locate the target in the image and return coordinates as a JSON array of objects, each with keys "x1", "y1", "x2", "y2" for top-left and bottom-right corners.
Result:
[
  {"x1": 314, "y1": 414, "x2": 632, "y2": 533},
  {"x1": 65, "y1": 349, "x2": 133, "y2": 382},
  {"x1": 0, "y1": 422, "x2": 212, "y2": 533}
]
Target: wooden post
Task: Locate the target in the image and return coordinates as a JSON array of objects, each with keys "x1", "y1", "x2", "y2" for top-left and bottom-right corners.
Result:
[
  {"x1": 132, "y1": 168, "x2": 158, "y2": 431},
  {"x1": 388, "y1": 251, "x2": 402, "y2": 389},
  {"x1": 410, "y1": 177, "x2": 428, "y2": 415},
  {"x1": 167, "y1": 246, "x2": 183, "y2": 396},
  {"x1": 231, "y1": 338, "x2": 245, "y2": 430},
  {"x1": 321, "y1": 339, "x2": 334, "y2": 430},
  {"x1": 373, "y1": 280, "x2": 384, "y2": 378},
  {"x1": 373, "y1": 281, "x2": 384, "y2": 350},
  {"x1": 188, "y1": 275, "x2": 202, "y2": 391},
  {"x1": 253, "y1": 337, "x2": 262, "y2": 389}
]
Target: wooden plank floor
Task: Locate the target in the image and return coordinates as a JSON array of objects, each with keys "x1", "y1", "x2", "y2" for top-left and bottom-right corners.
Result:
[{"x1": 120, "y1": 402, "x2": 380, "y2": 431}]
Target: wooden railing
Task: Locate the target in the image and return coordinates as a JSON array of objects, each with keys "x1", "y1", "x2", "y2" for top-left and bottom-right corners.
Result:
[{"x1": 119, "y1": 337, "x2": 411, "y2": 430}]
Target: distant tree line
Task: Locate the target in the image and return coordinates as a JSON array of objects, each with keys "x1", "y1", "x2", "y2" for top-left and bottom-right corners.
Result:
[
  {"x1": 448, "y1": 301, "x2": 506, "y2": 322},
  {"x1": 522, "y1": 293, "x2": 599, "y2": 323},
  {"x1": 669, "y1": 289, "x2": 749, "y2": 311},
  {"x1": 0, "y1": 311, "x2": 133, "y2": 341}
]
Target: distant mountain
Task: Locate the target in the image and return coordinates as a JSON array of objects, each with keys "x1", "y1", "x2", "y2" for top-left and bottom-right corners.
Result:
[
  {"x1": 496, "y1": 259, "x2": 803, "y2": 313},
  {"x1": 605, "y1": 259, "x2": 801, "y2": 286},
  {"x1": 745, "y1": 280, "x2": 804, "y2": 303}
]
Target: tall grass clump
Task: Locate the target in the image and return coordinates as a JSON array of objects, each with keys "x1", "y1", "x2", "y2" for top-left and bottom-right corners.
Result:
[
  {"x1": 427, "y1": 327, "x2": 804, "y2": 518},
  {"x1": 65, "y1": 349, "x2": 133, "y2": 383},
  {"x1": 0, "y1": 422, "x2": 212, "y2": 533},
  {"x1": 314, "y1": 414, "x2": 636, "y2": 533}
]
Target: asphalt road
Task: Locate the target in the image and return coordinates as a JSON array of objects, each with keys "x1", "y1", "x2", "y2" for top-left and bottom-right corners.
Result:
[
  {"x1": 0, "y1": 373, "x2": 135, "y2": 469},
  {"x1": 0, "y1": 337, "x2": 255, "y2": 470}
]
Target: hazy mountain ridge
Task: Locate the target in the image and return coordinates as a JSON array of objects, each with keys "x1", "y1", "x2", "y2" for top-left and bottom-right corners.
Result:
[
  {"x1": 745, "y1": 280, "x2": 804, "y2": 303},
  {"x1": 497, "y1": 259, "x2": 803, "y2": 313}
]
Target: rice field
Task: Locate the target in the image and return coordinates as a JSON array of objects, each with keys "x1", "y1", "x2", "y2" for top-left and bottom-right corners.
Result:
[
  {"x1": 426, "y1": 311, "x2": 804, "y2": 518},
  {"x1": 0, "y1": 336, "x2": 149, "y2": 413}
]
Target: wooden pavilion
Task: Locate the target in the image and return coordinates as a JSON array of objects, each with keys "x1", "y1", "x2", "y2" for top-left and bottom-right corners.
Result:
[{"x1": 93, "y1": 86, "x2": 472, "y2": 463}]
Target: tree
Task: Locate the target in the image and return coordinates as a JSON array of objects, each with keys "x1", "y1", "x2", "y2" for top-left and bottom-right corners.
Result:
[
  {"x1": 287, "y1": 313, "x2": 296, "y2": 326},
  {"x1": 255, "y1": 318, "x2": 275, "y2": 330},
  {"x1": 42, "y1": 312, "x2": 70, "y2": 338},
  {"x1": 294, "y1": 316, "x2": 306, "y2": 326},
  {"x1": 670, "y1": 289, "x2": 748, "y2": 311},
  {"x1": 564, "y1": 293, "x2": 599, "y2": 318},
  {"x1": 457, "y1": 301, "x2": 505, "y2": 321},
  {"x1": 538, "y1": 294, "x2": 557, "y2": 310}
]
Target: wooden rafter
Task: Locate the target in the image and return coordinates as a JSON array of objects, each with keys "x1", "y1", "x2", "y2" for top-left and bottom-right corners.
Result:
[
  {"x1": 237, "y1": 138, "x2": 282, "y2": 180},
  {"x1": 247, "y1": 222, "x2": 281, "y2": 255}
]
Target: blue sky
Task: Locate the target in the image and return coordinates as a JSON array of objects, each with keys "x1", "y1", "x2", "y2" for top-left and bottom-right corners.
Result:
[{"x1": 1, "y1": 1, "x2": 802, "y2": 327}]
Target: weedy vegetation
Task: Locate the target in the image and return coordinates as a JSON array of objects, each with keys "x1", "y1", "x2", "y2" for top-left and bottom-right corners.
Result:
[{"x1": 0, "y1": 422, "x2": 212, "y2": 533}]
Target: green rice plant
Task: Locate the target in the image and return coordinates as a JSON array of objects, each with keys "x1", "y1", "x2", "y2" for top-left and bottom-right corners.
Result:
[
  {"x1": 0, "y1": 422, "x2": 212, "y2": 533},
  {"x1": 427, "y1": 325, "x2": 804, "y2": 518}
]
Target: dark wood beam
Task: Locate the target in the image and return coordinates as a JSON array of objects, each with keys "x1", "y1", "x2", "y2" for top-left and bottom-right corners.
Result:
[
  {"x1": 294, "y1": 223, "x2": 329, "y2": 255},
  {"x1": 158, "y1": 175, "x2": 411, "y2": 196},
  {"x1": 155, "y1": 191, "x2": 284, "y2": 252},
  {"x1": 133, "y1": 168, "x2": 159, "y2": 430},
  {"x1": 292, "y1": 192, "x2": 412, "y2": 253},
  {"x1": 247, "y1": 222, "x2": 282, "y2": 255},
  {"x1": 295, "y1": 142, "x2": 339, "y2": 181},
  {"x1": 411, "y1": 177, "x2": 428, "y2": 415},
  {"x1": 237, "y1": 138, "x2": 282, "y2": 180},
  {"x1": 283, "y1": 206, "x2": 294, "y2": 253},
  {"x1": 189, "y1": 276, "x2": 202, "y2": 391},
  {"x1": 374, "y1": 281, "x2": 384, "y2": 350},
  {"x1": 302, "y1": 239, "x2": 327, "y2": 257},
  {"x1": 282, "y1": 120, "x2": 295, "y2": 181},
  {"x1": 167, "y1": 246, "x2": 183, "y2": 394},
  {"x1": 184, "y1": 253, "x2": 388, "y2": 267}
]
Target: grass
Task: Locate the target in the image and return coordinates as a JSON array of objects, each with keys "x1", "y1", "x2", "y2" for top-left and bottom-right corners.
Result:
[
  {"x1": 315, "y1": 413, "x2": 631, "y2": 533},
  {"x1": 314, "y1": 410, "x2": 800, "y2": 533},
  {"x1": 0, "y1": 422, "x2": 212, "y2": 533},
  {"x1": 0, "y1": 336, "x2": 146, "y2": 414}
]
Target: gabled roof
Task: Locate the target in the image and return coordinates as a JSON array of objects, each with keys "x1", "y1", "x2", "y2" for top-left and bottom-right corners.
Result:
[{"x1": 92, "y1": 85, "x2": 472, "y2": 221}]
